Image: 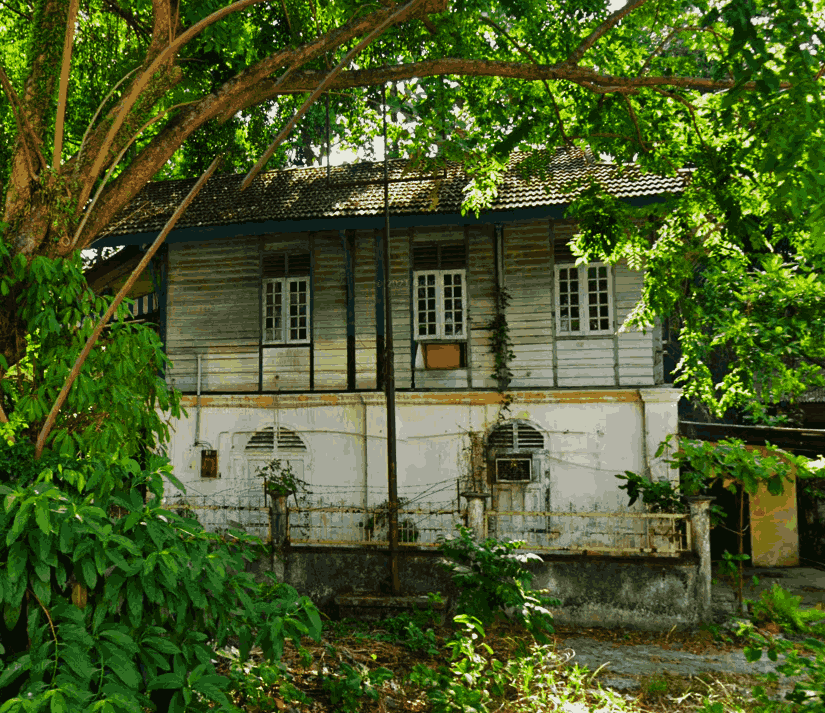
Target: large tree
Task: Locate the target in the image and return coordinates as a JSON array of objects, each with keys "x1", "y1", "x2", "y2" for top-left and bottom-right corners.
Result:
[{"x1": 2, "y1": 0, "x2": 825, "y2": 449}]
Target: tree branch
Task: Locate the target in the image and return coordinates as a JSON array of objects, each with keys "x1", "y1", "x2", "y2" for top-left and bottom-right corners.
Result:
[
  {"x1": 83, "y1": 0, "x2": 267, "y2": 204},
  {"x1": 74, "y1": 0, "x2": 448, "y2": 247},
  {"x1": 34, "y1": 155, "x2": 222, "y2": 461},
  {"x1": 566, "y1": 0, "x2": 651, "y2": 66},
  {"x1": 621, "y1": 94, "x2": 647, "y2": 151},
  {"x1": 264, "y1": 59, "x2": 792, "y2": 95},
  {"x1": 0, "y1": 0, "x2": 31, "y2": 22},
  {"x1": 52, "y1": 0, "x2": 79, "y2": 169},
  {"x1": 3, "y1": 0, "x2": 70, "y2": 227},
  {"x1": 650, "y1": 86, "x2": 707, "y2": 149},
  {"x1": 0, "y1": 67, "x2": 45, "y2": 181},
  {"x1": 101, "y1": 0, "x2": 151, "y2": 40},
  {"x1": 71, "y1": 100, "x2": 195, "y2": 250},
  {"x1": 480, "y1": 15, "x2": 568, "y2": 143},
  {"x1": 242, "y1": 0, "x2": 429, "y2": 189}
]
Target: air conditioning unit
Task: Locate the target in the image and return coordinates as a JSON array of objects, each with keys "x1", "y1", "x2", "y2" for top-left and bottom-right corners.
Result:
[{"x1": 495, "y1": 457, "x2": 531, "y2": 483}]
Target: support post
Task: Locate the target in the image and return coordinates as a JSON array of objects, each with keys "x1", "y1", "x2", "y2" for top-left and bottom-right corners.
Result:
[
  {"x1": 462, "y1": 492, "x2": 491, "y2": 541},
  {"x1": 686, "y1": 496, "x2": 714, "y2": 623},
  {"x1": 638, "y1": 387, "x2": 682, "y2": 485},
  {"x1": 270, "y1": 494, "x2": 289, "y2": 581}
]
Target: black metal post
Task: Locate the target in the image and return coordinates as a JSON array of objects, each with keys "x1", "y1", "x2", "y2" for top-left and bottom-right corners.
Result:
[{"x1": 382, "y1": 85, "x2": 400, "y2": 596}]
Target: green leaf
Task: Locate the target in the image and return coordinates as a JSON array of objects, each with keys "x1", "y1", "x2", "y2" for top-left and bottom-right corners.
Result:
[
  {"x1": 34, "y1": 500, "x2": 50, "y2": 535},
  {"x1": 744, "y1": 646, "x2": 763, "y2": 662},
  {"x1": 101, "y1": 628, "x2": 139, "y2": 655},
  {"x1": 126, "y1": 578, "x2": 143, "y2": 626},
  {"x1": 143, "y1": 636, "x2": 181, "y2": 656},
  {"x1": 149, "y1": 671, "x2": 185, "y2": 690},
  {"x1": 0, "y1": 654, "x2": 30, "y2": 689},
  {"x1": 50, "y1": 691, "x2": 67, "y2": 713},
  {"x1": 79, "y1": 557, "x2": 97, "y2": 590},
  {"x1": 6, "y1": 541, "x2": 27, "y2": 581}
]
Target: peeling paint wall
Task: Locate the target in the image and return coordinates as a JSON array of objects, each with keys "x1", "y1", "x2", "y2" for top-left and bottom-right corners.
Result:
[{"x1": 163, "y1": 388, "x2": 681, "y2": 545}]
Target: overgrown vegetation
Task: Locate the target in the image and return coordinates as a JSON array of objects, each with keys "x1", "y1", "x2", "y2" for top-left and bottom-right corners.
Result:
[{"x1": 616, "y1": 435, "x2": 820, "y2": 612}]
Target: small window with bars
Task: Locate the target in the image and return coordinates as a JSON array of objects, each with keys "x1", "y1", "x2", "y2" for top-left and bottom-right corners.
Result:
[{"x1": 554, "y1": 263, "x2": 612, "y2": 335}]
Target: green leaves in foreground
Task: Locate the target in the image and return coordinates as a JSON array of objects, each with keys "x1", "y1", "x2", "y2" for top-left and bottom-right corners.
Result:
[{"x1": 0, "y1": 442, "x2": 321, "y2": 712}]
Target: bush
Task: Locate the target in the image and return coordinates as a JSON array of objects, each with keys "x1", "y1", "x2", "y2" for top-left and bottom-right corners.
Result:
[
  {"x1": 750, "y1": 583, "x2": 825, "y2": 636},
  {"x1": 0, "y1": 441, "x2": 322, "y2": 713},
  {"x1": 437, "y1": 526, "x2": 560, "y2": 642}
]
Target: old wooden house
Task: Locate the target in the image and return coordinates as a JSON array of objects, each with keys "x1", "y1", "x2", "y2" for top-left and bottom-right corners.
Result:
[{"x1": 94, "y1": 147, "x2": 689, "y2": 559}]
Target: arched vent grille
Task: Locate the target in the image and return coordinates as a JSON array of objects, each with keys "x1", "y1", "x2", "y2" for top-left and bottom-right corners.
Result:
[
  {"x1": 245, "y1": 427, "x2": 307, "y2": 452},
  {"x1": 488, "y1": 422, "x2": 544, "y2": 451}
]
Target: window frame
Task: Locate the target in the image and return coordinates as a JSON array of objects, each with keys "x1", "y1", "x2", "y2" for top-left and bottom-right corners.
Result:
[
  {"x1": 554, "y1": 262, "x2": 614, "y2": 336},
  {"x1": 262, "y1": 275, "x2": 311, "y2": 344},
  {"x1": 413, "y1": 268, "x2": 467, "y2": 342}
]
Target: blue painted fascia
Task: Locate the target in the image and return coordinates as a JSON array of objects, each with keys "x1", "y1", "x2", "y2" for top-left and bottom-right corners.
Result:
[{"x1": 91, "y1": 195, "x2": 669, "y2": 248}]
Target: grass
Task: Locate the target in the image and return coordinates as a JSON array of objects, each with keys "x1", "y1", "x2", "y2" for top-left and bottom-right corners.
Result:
[{"x1": 219, "y1": 608, "x2": 824, "y2": 712}]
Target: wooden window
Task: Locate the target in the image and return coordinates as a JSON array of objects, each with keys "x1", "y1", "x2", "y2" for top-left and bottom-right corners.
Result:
[
  {"x1": 263, "y1": 276, "x2": 310, "y2": 343},
  {"x1": 414, "y1": 270, "x2": 466, "y2": 340},
  {"x1": 554, "y1": 263, "x2": 613, "y2": 336},
  {"x1": 262, "y1": 251, "x2": 311, "y2": 344}
]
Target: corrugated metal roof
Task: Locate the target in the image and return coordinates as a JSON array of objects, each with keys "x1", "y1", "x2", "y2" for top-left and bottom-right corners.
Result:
[{"x1": 99, "y1": 147, "x2": 689, "y2": 238}]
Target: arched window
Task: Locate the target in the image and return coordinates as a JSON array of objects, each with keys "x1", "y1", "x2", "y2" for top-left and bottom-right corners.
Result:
[{"x1": 487, "y1": 421, "x2": 545, "y2": 483}]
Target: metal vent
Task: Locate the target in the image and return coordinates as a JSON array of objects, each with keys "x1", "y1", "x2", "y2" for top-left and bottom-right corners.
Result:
[
  {"x1": 488, "y1": 423, "x2": 515, "y2": 450},
  {"x1": 516, "y1": 424, "x2": 544, "y2": 449},
  {"x1": 496, "y1": 457, "x2": 531, "y2": 482},
  {"x1": 245, "y1": 427, "x2": 307, "y2": 452}
]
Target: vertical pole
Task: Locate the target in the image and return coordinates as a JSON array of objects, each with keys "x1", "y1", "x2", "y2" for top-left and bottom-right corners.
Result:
[{"x1": 382, "y1": 85, "x2": 401, "y2": 597}]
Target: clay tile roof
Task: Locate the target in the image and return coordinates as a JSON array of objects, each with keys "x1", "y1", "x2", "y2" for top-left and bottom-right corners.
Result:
[{"x1": 99, "y1": 146, "x2": 690, "y2": 238}]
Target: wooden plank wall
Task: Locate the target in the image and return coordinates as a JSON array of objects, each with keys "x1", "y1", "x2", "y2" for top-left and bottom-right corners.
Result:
[
  {"x1": 354, "y1": 230, "x2": 378, "y2": 389},
  {"x1": 468, "y1": 225, "x2": 496, "y2": 389},
  {"x1": 312, "y1": 232, "x2": 347, "y2": 390},
  {"x1": 165, "y1": 219, "x2": 658, "y2": 392},
  {"x1": 503, "y1": 222, "x2": 556, "y2": 387},
  {"x1": 166, "y1": 237, "x2": 259, "y2": 391}
]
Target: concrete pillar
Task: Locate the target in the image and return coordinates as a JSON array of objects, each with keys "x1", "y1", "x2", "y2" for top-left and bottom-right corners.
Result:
[
  {"x1": 638, "y1": 387, "x2": 682, "y2": 485},
  {"x1": 686, "y1": 496, "x2": 714, "y2": 622},
  {"x1": 270, "y1": 494, "x2": 289, "y2": 581},
  {"x1": 462, "y1": 492, "x2": 491, "y2": 541}
]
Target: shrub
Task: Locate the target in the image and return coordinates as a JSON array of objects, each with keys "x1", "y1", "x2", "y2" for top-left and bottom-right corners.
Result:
[
  {"x1": 750, "y1": 583, "x2": 825, "y2": 636},
  {"x1": 437, "y1": 526, "x2": 560, "y2": 642},
  {"x1": 0, "y1": 441, "x2": 322, "y2": 713}
]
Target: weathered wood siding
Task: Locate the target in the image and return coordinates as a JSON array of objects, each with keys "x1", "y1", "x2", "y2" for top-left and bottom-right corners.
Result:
[
  {"x1": 312, "y1": 232, "x2": 347, "y2": 390},
  {"x1": 615, "y1": 264, "x2": 655, "y2": 386},
  {"x1": 164, "y1": 218, "x2": 658, "y2": 392},
  {"x1": 166, "y1": 238, "x2": 259, "y2": 392},
  {"x1": 468, "y1": 225, "x2": 496, "y2": 389},
  {"x1": 503, "y1": 222, "x2": 555, "y2": 388},
  {"x1": 354, "y1": 230, "x2": 378, "y2": 390}
]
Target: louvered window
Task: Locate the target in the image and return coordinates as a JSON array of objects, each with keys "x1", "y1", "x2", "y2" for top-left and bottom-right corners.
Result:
[
  {"x1": 488, "y1": 422, "x2": 544, "y2": 483},
  {"x1": 262, "y1": 252, "x2": 311, "y2": 344},
  {"x1": 555, "y1": 263, "x2": 612, "y2": 335},
  {"x1": 245, "y1": 427, "x2": 307, "y2": 453}
]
